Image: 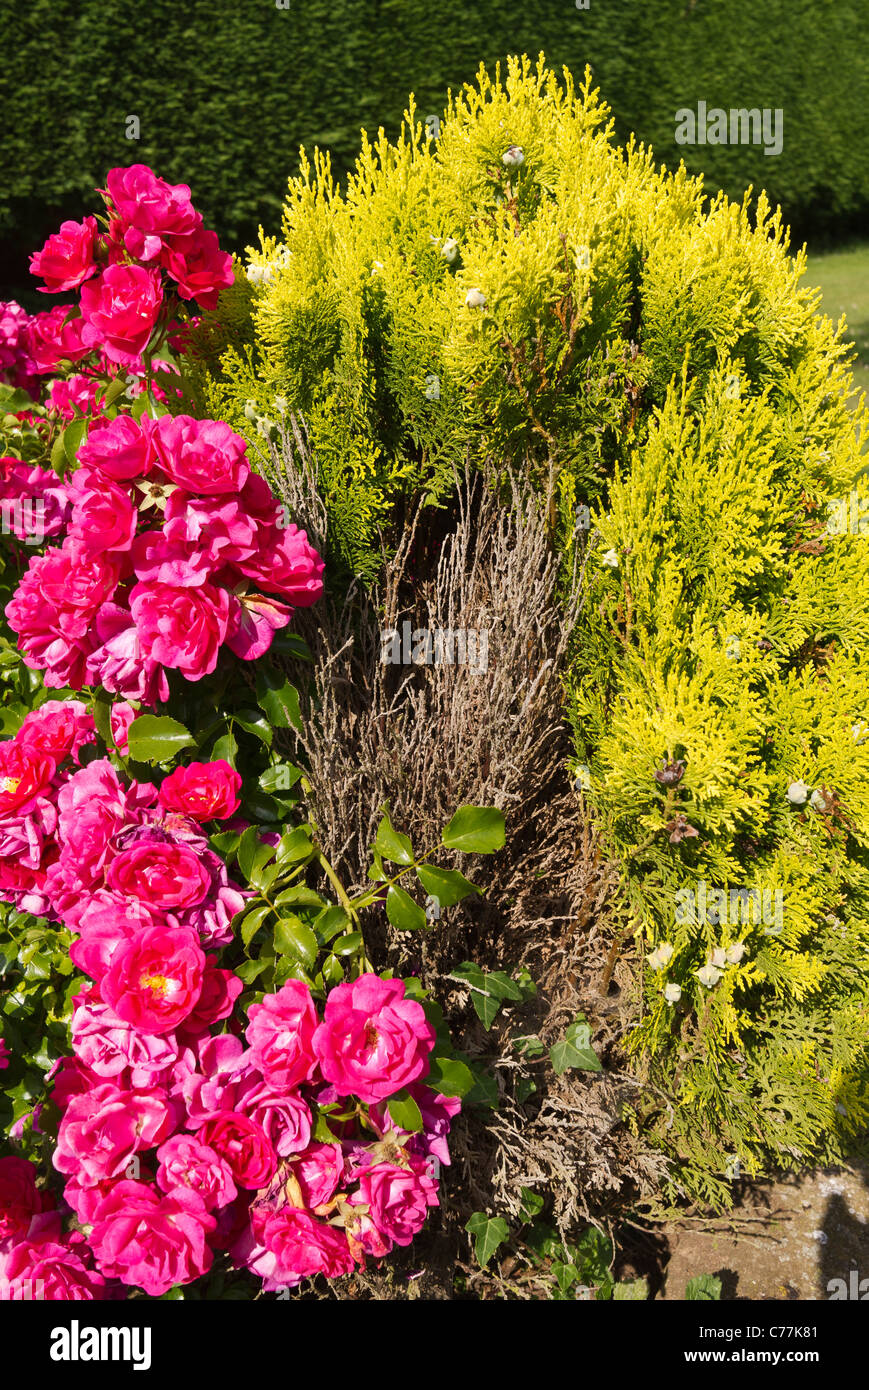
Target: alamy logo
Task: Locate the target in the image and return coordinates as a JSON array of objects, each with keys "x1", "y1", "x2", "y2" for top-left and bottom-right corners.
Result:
[
  {"x1": 675, "y1": 880, "x2": 783, "y2": 935},
  {"x1": 50, "y1": 1320, "x2": 152, "y2": 1371},
  {"x1": 380, "y1": 621, "x2": 488, "y2": 674},
  {"x1": 0, "y1": 497, "x2": 45, "y2": 545},
  {"x1": 674, "y1": 103, "x2": 783, "y2": 157},
  {"x1": 827, "y1": 1270, "x2": 869, "y2": 1300},
  {"x1": 826, "y1": 488, "x2": 869, "y2": 537}
]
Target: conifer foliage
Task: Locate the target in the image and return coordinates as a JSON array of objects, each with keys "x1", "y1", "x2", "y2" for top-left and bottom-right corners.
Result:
[{"x1": 185, "y1": 56, "x2": 869, "y2": 1203}]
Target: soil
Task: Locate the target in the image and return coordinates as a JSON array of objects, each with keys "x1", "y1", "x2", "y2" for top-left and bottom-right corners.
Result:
[{"x1": 652, "y1": 1164, "x2": 869, "y2": 1301}]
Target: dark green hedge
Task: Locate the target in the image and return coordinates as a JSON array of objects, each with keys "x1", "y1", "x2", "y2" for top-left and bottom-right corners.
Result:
[{"x1": 2, "y1": 0, "x2": 867, "y2": 297}]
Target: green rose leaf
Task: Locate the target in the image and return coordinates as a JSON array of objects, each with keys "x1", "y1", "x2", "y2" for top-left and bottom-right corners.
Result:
[
  {"x1": 255, "y1": 669, "x2": 303, "y2": 732},
  {"x1": 374, "y1": 809, "x2": 414, "y2": 866},
  {"x1": 415, "y1": 864, "x2": 480, "y2": 908},
  {"x1": 386, "y1": 1089, "x2": 424, "y2": 1133},
  {"x1": 240, "y1": 903, "x2": 273, "y2": 948},
  {"x1": 331, "y1": 930, "x2": 363, "y2": 957},
  {"x1": 386, "y1": 884, "x2": 427, "y2": 931},
  {"x1": 423, "y1": 1054, "x2": 476, "y2": 1098},
  {"x1": 273, "y1": 918, "x2": 319, "y2": 968},
  {"x1": 127, "y1": 715, "x2": 195, "y2": 764},
  {"x1": 441, "y1": 805, "x2": 505, "y2": 854}
]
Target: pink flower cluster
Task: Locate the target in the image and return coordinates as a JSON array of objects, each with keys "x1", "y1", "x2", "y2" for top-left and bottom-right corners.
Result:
[
  {"x1": 43, "y1": 973, "x2": 455, "y2": 1297},
  {"x1": 1, "y1": 166, "x2": 229, "y2": 415},
  {"x1": 0, "y1": 1157, "x2": 106, "y2": 1300},
  {"x1": 4, "y1": 413, "x2": 324, "y2": 699},
  {"x1": 0, "y1": 710, "x2": 458, "y2": 1296}
]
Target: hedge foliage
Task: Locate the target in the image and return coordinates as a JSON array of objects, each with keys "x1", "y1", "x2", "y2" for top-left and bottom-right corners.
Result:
[{"x1": 2, "y1": 0, "x2": 867, "y2": 295}]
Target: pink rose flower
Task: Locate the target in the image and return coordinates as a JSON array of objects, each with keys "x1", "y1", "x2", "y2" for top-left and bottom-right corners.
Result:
[
  {"x1": 87, "y1": 603, "x2": 170, "y2": 705},
  {"x1": 0, "y1": 1039, "x2": 9, "y2": 1071},
  {"x1": 239, "y1": 1207, "x2": 355, "y2": 1290},
  {"x1": 179, "y1": 1034, "x2": 258, "y2": 1125},
  {"x1": 16, "y1": 699, "x2": 95, "y2": 764},
  {"x1": 0, "y1": 300, "x2": 31, "y2": 374},
  {"x1": 68, "y1": 469, "x2": 138, "y2": 553},
  {"x1": 53, "y1": 1082, "x2": 173, "y2": 1184},
  {"x1": 198, "y1": 1110, "x2": 277, "y2": 1189},
  {"x1": 313, "y1": 974, "x2": 436, "y2": 1103},
  {"x1": 107, "y1": 840, "x2": 211, "y2": 908},
  {"x1": 0, "y1": 1236, "x2": 106, "y2": 1301},
  {"x1": 101, "y1": 925, "x2": 206, "y2": 1034},
  {"x1": 0, "y1": 1157, "x2": 52, "y2": 1246},
  {"x1": 25, "y1": 308, "x2": 89, "y2": 373},
  {"x1": 181, "y1": 964, "x2": 244, "y2": 1034},
  {"x1": 237, "y1": 523, "x2": 326, "y2": 606},
  {"x1": 105, "y1": 165, "x2": 201, "y2": 261},
  {"x1": 370, "y1": 1084, "x2": 461, "y2": 1168},
  {"x1": 110, "y1": 701, "x2": 137, "y2": 754},
  {"x1": 164, "y1": 228, "x2": 234, "y2": 310},
  {"x1": 150, "y1": 415, "x2": 249, "y2": 495},
  {"x1": 156, "y1": 1134, "x2": 237, "y2": 1211},
  {"x1": 349, "y1": 1159, "x2": 439, "y2": 1254},
  {"x1": 44, "y1": 374, "x2": 104, "y2": 421},
  {"x1": 79, "y1": 265, "x2": 162, "y2": 366},
  {"x1": 0, "y1": 740, "x2": 56, "y2": 813},
  {"x1": 225, "y1": 591, "x2": 292, "y2": 661},
  {"x1": 87, "y1": 1179, "x2": 216, "y2": 1296},
  {"x1": 0, "y1": 457, "x2": 71, "y2": 539},
  {"x1": 78, "y1": 413, "x2": 154, "y2": 480},
  {"x1": 245, "y1": 980, "x2": 319, "y2": 1090},
  {"x1": 52, "y1": 760, "x2": 140, "y2": 889},
  {"x1": 6, "y1": 542, "x2": 120, "y2": 644},
  {"x1": 158, "y1": 760, "x2": 242, "y2": 822},
  {"x1": 71, "y1": 998, "x2": 179, "y2": 1086},
  {"x1": 130, "y1": 580, "x2": 232, "y2": 679},
  {"x1": 289, "y1": 1143, "x2": 345, "y2": 1211},
  {"x1": 129, "y1": 530, "x2": 213, "y2": 588},
  {"x1": 30, "y1": 217, "x2": 99, "y2": 293},
  {"x1": 242, "y1": 1084, "x2": 312, "y2": 1159}
]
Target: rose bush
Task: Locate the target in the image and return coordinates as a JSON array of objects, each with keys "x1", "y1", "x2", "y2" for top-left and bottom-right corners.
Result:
[{"x1": 0, "y1": 165, "x2": 488, "y2": 1303}]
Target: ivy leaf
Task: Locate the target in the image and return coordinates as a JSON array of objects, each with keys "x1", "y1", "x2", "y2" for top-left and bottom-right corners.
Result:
[
  {"x1": 465, "y1": 1213, "x2": 510, "y2": 1268},
  {"x1": 374, "y1": 809, "x2": 414, "y2": 866},
  {"x1": 415, "y1": 864, "x2": 479, "y2": 908},
  {"x1": 127, "y1": 715, "x2": 194, "y2": 764},
  {"x1": 386, "y1": 1089, "x2": 423, "y2": 1133},
  {"x1": 386, "y1": 884, "x2": 427, "y2": 931},
  {"x1": 441, "y1": 805, "x2": 505, "y2": 854},
  {"x1": 518, "y1": 1187, "x2": 544, "y2": 1222},
  {"x1": 549, "y1": 1016, "x2": 602, "y2": 1074}
]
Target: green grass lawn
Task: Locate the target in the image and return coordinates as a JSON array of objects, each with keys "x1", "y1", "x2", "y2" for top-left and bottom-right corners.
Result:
[{"x1": 805, "y1": 242, "x2": 869, "y2": 409}]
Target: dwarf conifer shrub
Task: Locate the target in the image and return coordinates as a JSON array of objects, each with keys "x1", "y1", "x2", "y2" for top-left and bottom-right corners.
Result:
[{"x1": 184, "y1": 56, "x2": 869, "y2": 1205}]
